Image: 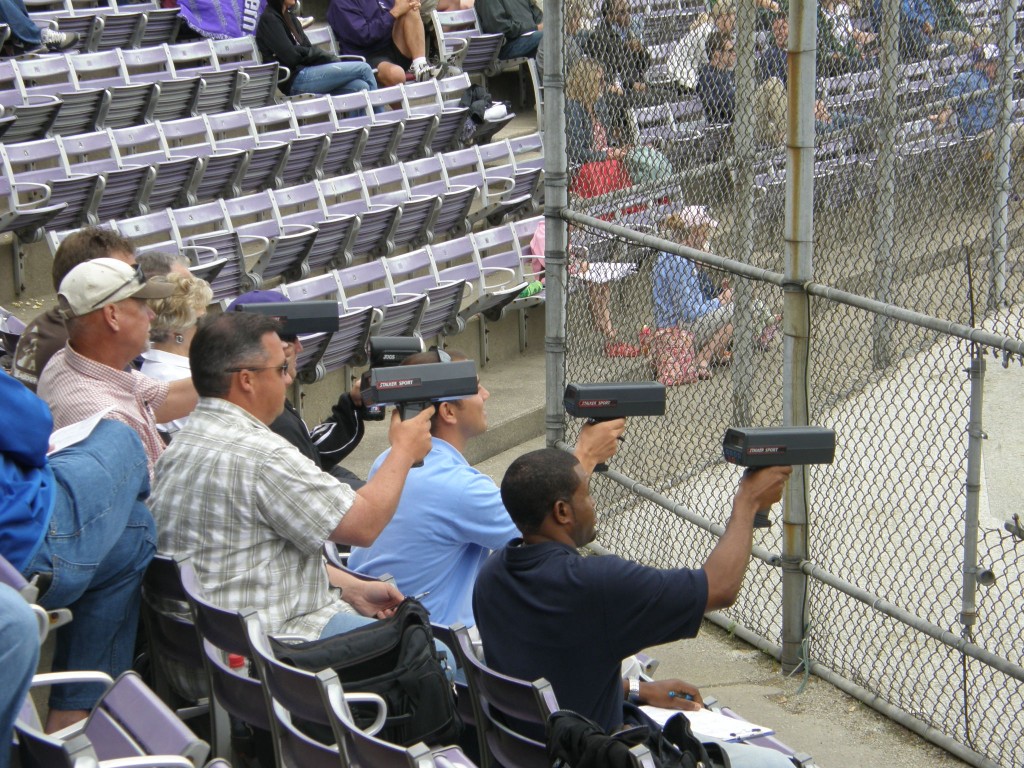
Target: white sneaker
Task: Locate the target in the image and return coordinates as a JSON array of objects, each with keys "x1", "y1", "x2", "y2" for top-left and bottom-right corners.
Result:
[
  {"x1": 40, "y1": 27, "x2": 79, "y2": 51},
  {"x1": 414, "y1": 63, "x2": 443, "y2": 82},
  {"x1": 298, "y1": 15, "x2": 315, "y2": 28}
]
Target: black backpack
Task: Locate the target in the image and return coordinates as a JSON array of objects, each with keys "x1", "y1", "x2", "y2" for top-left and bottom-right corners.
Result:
[
  {"x1": 269, "y1": 598, "x2": 461, "y2": 747},
  {"x1": 548, "y1": 704, "x2": 724, "y2": 768}
]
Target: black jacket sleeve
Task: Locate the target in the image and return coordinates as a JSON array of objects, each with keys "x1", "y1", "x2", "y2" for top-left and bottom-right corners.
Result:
[{"x1": 308, "y1": 393, "x2": 365, "y2": 471}]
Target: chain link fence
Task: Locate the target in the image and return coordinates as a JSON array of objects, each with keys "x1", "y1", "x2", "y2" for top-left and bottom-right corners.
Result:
[{"x1": 543, "y1": 0, "x2": 1024, "y2": 763}]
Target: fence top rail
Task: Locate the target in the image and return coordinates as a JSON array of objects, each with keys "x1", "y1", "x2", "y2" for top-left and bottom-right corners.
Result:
[{"x1": 561, "y1": 209, "x2": 1024, "y2": 360}]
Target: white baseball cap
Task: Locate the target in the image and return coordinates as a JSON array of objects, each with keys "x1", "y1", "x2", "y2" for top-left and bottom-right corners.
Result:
[{"x1": 58, "y1": 257, "x2": 174, "y2": 318}]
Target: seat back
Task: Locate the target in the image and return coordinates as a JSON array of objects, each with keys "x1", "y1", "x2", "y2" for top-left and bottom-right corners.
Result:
[
  {"x1": 451, "y1": 624, "x2": 557, "y2": 768},
  {"x1": 319, "y1": 670, "x2": 433, "y2": 768},
  {"x1": 139, "y1": 555, "x2": 211, "y2": 712},
  {"x1": 178, "y1": 560, "x2": 274, "y2": 741}
]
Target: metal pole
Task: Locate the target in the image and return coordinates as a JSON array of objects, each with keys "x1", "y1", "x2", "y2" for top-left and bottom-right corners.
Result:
[
  {"x1": 543, "y1": 0, "x2": 567, "y2": 450},
  {"x1": 728, "y1": 0, "x2": 759, "y2": 428},
  {"x1": 870, "y1": 0, "x2": 900, "y2": 369},
  {"x1": 960, "y1": 356, "x2": 985, "y2": 639},
  {"x1": 780, "y1": 0, "x2": 816, "y2": 675},
  {"x1": 987, "y1": 0, "x2": 1017, "y2": 310}
]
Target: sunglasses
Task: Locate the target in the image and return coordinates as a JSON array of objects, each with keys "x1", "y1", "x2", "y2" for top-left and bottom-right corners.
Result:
[
  {"x1": 90, "y1": 263, "x2": 145, "y2": 311},
  {"x1": 225, "y1": 361, "x2": 291, "y2": 378}
]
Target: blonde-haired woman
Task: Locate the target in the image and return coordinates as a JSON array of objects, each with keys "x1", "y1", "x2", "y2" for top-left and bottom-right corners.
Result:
[{"x1": 140, "y1": 272, "x2": 213, "y2": 438}]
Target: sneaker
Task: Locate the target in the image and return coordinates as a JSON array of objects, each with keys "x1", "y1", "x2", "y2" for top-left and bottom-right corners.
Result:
[
  {"x1": 298, "y1": 15, "x2": 315, "y2": 28},
  {"x1": 413, "y1": 63, "x2": 443, "y2": 82},
  {"x1": 40, "y1": 28, "x2": 79, "y2": 52}
]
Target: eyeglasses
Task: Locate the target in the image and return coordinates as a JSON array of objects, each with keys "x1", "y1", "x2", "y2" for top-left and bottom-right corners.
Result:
[
  {"x1": 90, "y1": 263, "x2": 145, "y2": 311},
  {"x1": 225, "y1": 361, "x2": 291, "y2": 378},
  {"x1": 430, "y1": 345, "x2": 451, "y2": 363}
]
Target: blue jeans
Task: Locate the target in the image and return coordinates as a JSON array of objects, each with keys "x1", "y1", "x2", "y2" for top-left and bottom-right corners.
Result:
[
  {"x1": 291, "y1": 61, "x2": 378, "y2": 97},
  {"x1": 0, "y1": 0, "x2": 42, "y2": 45},
  {"x1": 321, "y1": 610, "x2": 457, "y2": 682},
  {"x1": 499, "y1": 30, "x2": 541, "y2": 60},
  {"x1": 22, "y1": 420, "x2": 156, "y2": 711},
  {"x1": 0, "y1": 584, "x2": 40, "y2": 768}
]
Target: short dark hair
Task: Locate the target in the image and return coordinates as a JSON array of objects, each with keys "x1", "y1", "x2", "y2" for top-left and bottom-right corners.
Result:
[
  {"x1": 706, "y1": 30, "x2": 733, "y2": 59},
  {"x1": 190, "y1": 313, "x2": 282, "y2": 398},
  {"x1": 500, "y1": 449, "x2": 582, "y2": 534},
  {"x1": 52, "y1": 228, "x2": 136, "y2": 290}
]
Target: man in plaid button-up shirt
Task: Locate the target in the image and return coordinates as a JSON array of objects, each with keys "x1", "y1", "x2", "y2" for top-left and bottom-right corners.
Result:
[{"x1": 150, "y1": 312, "x2": 434, "y2": 638}]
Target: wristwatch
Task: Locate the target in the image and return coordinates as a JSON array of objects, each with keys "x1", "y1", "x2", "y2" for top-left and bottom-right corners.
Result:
[{"x1": 628, "y1": 677, "x2": 641, "y2": 704}]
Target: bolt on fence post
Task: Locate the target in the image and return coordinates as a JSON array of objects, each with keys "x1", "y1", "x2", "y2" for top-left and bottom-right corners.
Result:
[
  {"x1": 780, "y1": 0, "x2": 817, "y2": 675},
  {"x1": 870, "y1": 0, "x2": 901, "y2": 371},
  {"x1": 960, "y1": 356, "x2": 985, "y2": 639}
]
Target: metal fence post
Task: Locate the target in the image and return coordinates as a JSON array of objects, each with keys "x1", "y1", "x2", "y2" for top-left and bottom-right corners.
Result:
[
  {"x1": 728, "y1": 0, "x2": 760, "y2": 428},
  {"x1": 543, "y1": 0, "x2": 567, "y2": 450},
  {"x1": 960, "y1": 356, "x2": 985, "y2": 641},
  {"x1": 987, "y1": 0, "x2": 1017, "y2": 311},
  {"x1": 780, "y1": 0, "x2": 816, "y2": 675},
  {"x1": 869, "y1": 0, "x2": 900, "y2": 370}
]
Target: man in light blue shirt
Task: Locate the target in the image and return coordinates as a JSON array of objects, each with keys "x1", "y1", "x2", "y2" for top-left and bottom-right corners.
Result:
[{"x1": 348, "y1": 348, "x2": 622, "y2": 629}]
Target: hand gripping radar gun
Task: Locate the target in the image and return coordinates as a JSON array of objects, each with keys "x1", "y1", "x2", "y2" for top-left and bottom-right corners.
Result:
[
  {"x1": 722, "y1": 426, "x2": 836, "y2": 528},
  {"x1": 564, "y1": 382, "x2": 666, "y2": 472},
  {"x1": 362, "y1": 359, "x2": 479, "y2": 466}
]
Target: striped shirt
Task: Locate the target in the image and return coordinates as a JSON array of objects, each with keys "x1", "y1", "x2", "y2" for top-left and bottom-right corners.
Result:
[
  {"x1": 150, "y1": 397, "x2": 358, "y2": 639},
  {"x1": 37, "y1": 344, "x2": 169, "y2": 478}
]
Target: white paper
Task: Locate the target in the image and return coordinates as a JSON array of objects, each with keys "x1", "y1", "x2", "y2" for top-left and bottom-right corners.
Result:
[
  {"x1": 639, "y1": 705, "x2": 774, "y2": 742},
  {"x1": 48, "y1": 408, "x2": 113, "y2": 456}
]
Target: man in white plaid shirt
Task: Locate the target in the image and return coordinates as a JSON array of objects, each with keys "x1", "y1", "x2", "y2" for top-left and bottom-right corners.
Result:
[{"x1": 150, "y1": 312, "x2": 434, "y2": 639}]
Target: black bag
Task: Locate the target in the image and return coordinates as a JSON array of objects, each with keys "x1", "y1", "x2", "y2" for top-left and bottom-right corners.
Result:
[
  {"x1": 548, "y1": 704, "x2": 723, "y2": 768},
  {"x1": 269, "y1": 598, "x2": 460, "y2": 747}
]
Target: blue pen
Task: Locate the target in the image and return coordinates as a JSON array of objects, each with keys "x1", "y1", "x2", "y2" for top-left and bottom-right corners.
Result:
[{"x1": 668, "y1": 691, "x2": 695, "y2": 701}]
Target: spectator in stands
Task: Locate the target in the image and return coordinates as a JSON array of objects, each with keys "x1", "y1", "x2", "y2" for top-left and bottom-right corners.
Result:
[
  {"x1": 12, "y1": 228, "x2": 137, "y2": 392},
  {"x1": 327, "y1": 0, "x2": 441, "y2": 86},
  {"x1": 652, "y1": 208, "x2": 781, "y2": 384},
  {"x1": 535, "y1": 0, "x2": 589, "y2": 78},
  {"x1": 476, "y1": 0, "x2": 542, "y2": 61},
  {"x1": 754, "y1": 15, "x2": 868, "y2": 146},
  {"x1": 871, "y1": 0, "x2": 973, "y2": 61},
  {"x1": 586, "y1": 0, "x2": 649, "y2": 94},
  {"x1": 473, "y1": 447, "x2": 793, "y2": 763},
  {"x1": 0, "y1": 0, "x2": 78, "y2": 53},
  {"x1": 930, "y1": 44, "x2": 1023, "y2": 163},
  {"x1": 0, "y1": 582, "x2": 40, "y2": 763},
  {"x1": 225, "y1": 290, "x2": 369, "y2": 489},
  {"x1": 347, "y1": 347, "x2": 623, "y2": 631},
  {"x1": 566, "y1": 57, "x2": 627, "y2": 168},
  {"x1": 696, "y1": 30, "x2": 736, "y2": 124},
  {"x1": 1, "y1": 371, "x2": 155, "y2": 734},
  {"x1": 257, "y1": 0, "x2": 379, "y2": 97},
  {"x1": 666, "y1": 1, "x2": 735, "y2": 92},
  {"x1": 150, "y1": 312, "x2": 434, "y2": 640},
  {"x1": 37, "y1": 259, "x2": 198, "y2": 478},
  {"x1": 140, "y1": 272, "x2": 214, "y2": 440},
  {"x1": 758, "y1": 14, "x2": 789, "y2": 84}
]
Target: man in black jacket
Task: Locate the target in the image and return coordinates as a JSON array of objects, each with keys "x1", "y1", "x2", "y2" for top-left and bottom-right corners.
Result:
[
  {"x1": 476, "y1": 0, "x2": 542, "y2": 60},
  {"x1": 227, "y1": 291, "x2": 367, "y2": 489}
]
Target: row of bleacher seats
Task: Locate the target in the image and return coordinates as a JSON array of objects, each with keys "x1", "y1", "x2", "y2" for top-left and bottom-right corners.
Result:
[
  {"x1": 0, "y1": 38, "x2": 284, "y2": 141},
  {"x1": 25, "y1": 129, "x2": 543, "y2": 290},
  {"x1": 27, "y1": 0, "x2": 180, "y2": 53},
  {"x1": 0, "y1": 74, "x2": 521, "y2": 243}
]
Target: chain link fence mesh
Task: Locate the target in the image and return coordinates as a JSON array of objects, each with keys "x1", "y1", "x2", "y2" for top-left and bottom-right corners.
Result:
[{"x1": 552, "y1": 0, "x2": 1024, "y2": 763}]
